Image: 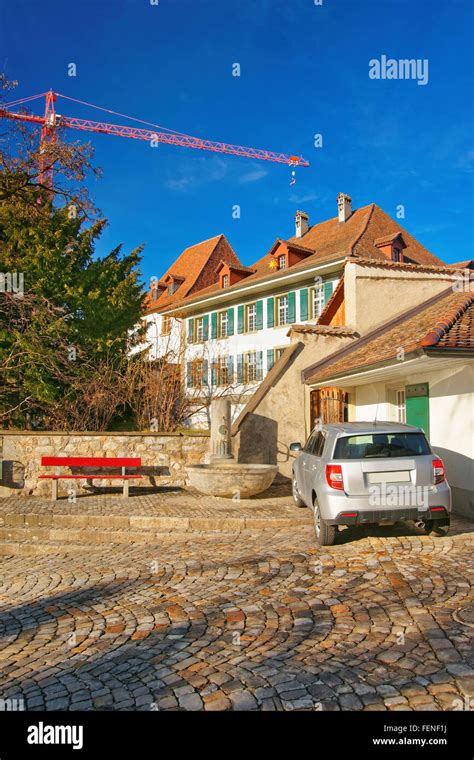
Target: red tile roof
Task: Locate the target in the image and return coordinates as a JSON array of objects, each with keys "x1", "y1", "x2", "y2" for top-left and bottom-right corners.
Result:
[
  {"x1": 447, "y1": 260, "x2": 474, "y2": 269},
  {"x1": 148, "y1": 203, "x2": 446, "y2": 313},
  {"x1": 303, "y1": 288, "x2": 474, "y2": 384},
  {"x1": 146, "y1": 234, "x2": 241, "y2": 312}
]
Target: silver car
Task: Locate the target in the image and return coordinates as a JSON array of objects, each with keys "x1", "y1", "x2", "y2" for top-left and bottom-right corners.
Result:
[{"x1": 290, "y1": 422, "x2": 451, "y2": 546}]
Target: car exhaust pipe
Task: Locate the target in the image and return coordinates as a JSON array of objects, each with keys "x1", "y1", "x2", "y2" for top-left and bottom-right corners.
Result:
[{"x1": 414, "y1": 519, "x2": 426, "y2": 530}]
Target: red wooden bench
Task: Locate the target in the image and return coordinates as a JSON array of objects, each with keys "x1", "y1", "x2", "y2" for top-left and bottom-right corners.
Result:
[{"x1": 39, "y1": 456, "x2": 142, "y2": 500}]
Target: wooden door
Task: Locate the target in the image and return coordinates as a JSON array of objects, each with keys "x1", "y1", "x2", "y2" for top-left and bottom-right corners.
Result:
[{"x1": 310, "y1": 387, "x2": 348, "y2": 428}]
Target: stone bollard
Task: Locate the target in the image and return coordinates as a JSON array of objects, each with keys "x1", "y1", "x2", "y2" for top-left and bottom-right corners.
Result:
[{"x1": 209, "y1": 398, "x2": 233, "y2": 462}]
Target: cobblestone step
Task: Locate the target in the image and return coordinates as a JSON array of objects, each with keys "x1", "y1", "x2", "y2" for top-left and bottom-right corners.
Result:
[
  {"x1": 0, "y1": 514, "x2": 311, "y2": 551},
  {"x1": 0, "y1": 528, "x2": 253, "y2": 556},
  {"x1": 0, "y1": 512, "x2": 310, "y2": 533}
]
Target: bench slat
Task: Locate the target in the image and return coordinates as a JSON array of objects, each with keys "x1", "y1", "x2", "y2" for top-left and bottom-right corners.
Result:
[
  {"x1": 41, "y1": 457, "x2": 141, "y2": 467},
  {"x1": 38, "y1": 475, "x2": 142, "y2": 480}
]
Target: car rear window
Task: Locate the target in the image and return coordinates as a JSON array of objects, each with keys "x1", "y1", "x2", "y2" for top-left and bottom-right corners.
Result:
[{"x1": 334, "y1": 432, "x2": 431, "y2": 459}]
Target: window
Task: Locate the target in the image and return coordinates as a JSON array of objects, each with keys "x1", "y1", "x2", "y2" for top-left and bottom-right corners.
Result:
[
  {"x1": 214, "y1": 357, "x2": 231, "y2": 386},
  {"x1": 307, "y1": 432, "x2": 326, "y2": 457},
  {"x1": 191, "y1": 360, "x2": 204, "y2": 387},
  {"x1": 304, "y1": 431, "x2": 318, "y2": 452},
  {"x1": 222, "y1": 274, "x2": 229, "y2": 289},
  {"x1": 246, "y1": 302, "x2": 257, "y2": 332},
  {"x1": 243, "y1": 352, "x2": 258, "y2": 383},
  {"x1": 218, "y1": 310, "x2": 228, "y2": 338},
  {"x1": 195, "y1": 317, "x2": 204, "y2": 343},
  {"x1": 278, "y1": 254, "x2": 287, "y2": 270},
  {"x1": 161, "y1": 315, "x2": 171, "y2": 335},
  {"x1": 334, "y1": 433, "x2": 431, "y2": 459},
  {"x1": 396, "y1": 389, "x2": 406, "y2": 423},
  {"x1": 274, "y1": 346, "x2": 286, "y2": 362},
  {"x1": 313, "y1": 433, "x2": 326, "y2": 457},
  {"x1": 168, "y1": 280, "x2": 178, "y2": 295},
  {"x1": 310, "y1": 285, "x2": 325, "y2": 319},
  {"x1": 276, "y1": 294, "x2": 289, "y2": 326}
]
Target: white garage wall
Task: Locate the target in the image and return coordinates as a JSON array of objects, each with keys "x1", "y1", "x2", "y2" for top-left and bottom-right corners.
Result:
[{"x1": 352, "y1": 363, "x2": 474, "y2": 493}]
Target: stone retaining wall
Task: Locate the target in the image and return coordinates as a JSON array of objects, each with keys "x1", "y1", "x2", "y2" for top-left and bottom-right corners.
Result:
[{"x1": 0, "y1": 431, "x2": 210, "y2": 497}]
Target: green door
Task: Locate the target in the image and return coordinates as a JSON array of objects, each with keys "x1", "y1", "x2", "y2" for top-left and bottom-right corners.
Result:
[{"x1": 405, "y1": 383, "x2": 430, "y2": 439}]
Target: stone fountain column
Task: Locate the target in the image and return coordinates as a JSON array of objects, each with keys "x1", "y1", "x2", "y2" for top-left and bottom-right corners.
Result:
[{"x1": 209, "y1": 398, "x2": 234, "y2": 462}]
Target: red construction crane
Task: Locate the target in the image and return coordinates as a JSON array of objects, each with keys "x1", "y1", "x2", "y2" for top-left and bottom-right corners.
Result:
[{"x1": 0, "y1": 90, "x2": 309, "y2": 186}]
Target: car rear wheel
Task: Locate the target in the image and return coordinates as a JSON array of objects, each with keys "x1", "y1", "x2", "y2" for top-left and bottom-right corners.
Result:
[
  {"x1": 423, "y1": 519, "x2": 450, "y2": 537},
  {"x1": 292, "y1": 476, "x2": 306, "y2": 508},
  {"x1": 313, "y1": 499, "x2": 337, "y2": 546}
]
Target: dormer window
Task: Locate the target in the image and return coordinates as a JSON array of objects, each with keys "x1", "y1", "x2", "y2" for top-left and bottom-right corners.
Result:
[
  {"x1": 374, "y1": 233, "x2": 406, "y2": 263},
  {"x1": 222, "y1": 274, "x2": 229, "y2": 288},
  {"x1": 278, "y1": 254, "x2": 287, "y2": 270},
  {"x1": 166, "y1": 274, "x2": 184, "y2": 295}
]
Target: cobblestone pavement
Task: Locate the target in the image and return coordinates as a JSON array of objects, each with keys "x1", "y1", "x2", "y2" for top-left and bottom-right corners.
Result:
[
  {"x1": 0, "y1": 512, "x2": 473, "y2": 711},
  {"x1": 0, "y1": 484, "x2": 299, "y2": 517}
]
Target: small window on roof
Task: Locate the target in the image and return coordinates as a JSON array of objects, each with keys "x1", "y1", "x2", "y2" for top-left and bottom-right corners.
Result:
[{"x1": 222, "y1": 274, "x2": 229, "y2": 288}]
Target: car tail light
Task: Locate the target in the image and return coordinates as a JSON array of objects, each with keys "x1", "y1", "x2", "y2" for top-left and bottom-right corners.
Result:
[
  {"x1": 432, "y1": 458, "x2": 445, "y2": 485},
  {"x1": 326, "y1": 464, "x2": 344, "y2": 491}
]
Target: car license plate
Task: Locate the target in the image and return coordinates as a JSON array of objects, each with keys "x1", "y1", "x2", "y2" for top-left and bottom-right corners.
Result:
[{"x1": 367, "y1": 471, "x2": 411, "y2": 484}]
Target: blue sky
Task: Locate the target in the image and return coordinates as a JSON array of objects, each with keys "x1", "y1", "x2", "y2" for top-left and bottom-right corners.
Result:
[{"x1": 1, "y1": 0, "x2": 473, "y2": 286}]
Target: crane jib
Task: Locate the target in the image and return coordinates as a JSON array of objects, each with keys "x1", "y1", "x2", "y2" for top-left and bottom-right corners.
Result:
[{"x1": 0, "y1": 97, "x2": 310, "y2": 168}]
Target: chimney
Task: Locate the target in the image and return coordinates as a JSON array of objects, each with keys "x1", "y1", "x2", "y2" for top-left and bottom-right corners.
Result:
[
  {"x1": 337, "y1": 192, "x2": 352, "y2": 223},
  {"x1": 295, "y1": 210, "x2": 309, "y2": 238}
]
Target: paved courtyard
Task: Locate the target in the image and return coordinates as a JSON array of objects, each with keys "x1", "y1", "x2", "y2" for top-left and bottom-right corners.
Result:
[{"x1": 0, "y1": 489, "x2": 473, "y2": 711}]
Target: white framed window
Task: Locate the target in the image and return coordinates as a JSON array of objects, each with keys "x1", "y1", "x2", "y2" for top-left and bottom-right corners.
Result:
[
  {"x1": 161, "y1": 315, "x2": 171, "y2": 335},
  {"x1": 244, "y1": 352, "x2": 258, "y2": 383},
  {"x1": 214, "y1": 357, "x2": 230, "y2": 386},
  {"x1": 246, "y1": 302, "x2": 257, "y2": 332},
  {"x1": 278, "y1": 254, "x2": 287, "y2": 270},
  {"x1": 218, "y1": 310, "x2": 228, "y2": 338},
  {"x1": 222, "y1": 274, "x2": 229, "y2": 288},
  {"x1": 195, "y1": 317, "x2": 204, "y2": 343},
  {"x1": 310, "y1": 285, "x2": 325, "y2": 319},
  {"x1": 396, "y1": 389, "x2": 406, "y2": 422},
  {"x1": 191, "y1": 360, "x2": 204, "y2": 387},
  {"x1": 276, "y1": 294, "x2": 289, "y2": 326}
]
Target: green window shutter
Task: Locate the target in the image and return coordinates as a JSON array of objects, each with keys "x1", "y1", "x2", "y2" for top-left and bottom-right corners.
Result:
[
  {"x1": 203, "y1": 314, "x2": 209, "y2": 341},
  {"x1": 211, "y1": 312, "x2": 217, "y2": 339},
  {"x1": 187, "y1": 318, "x2": 194, "y2": 343},
  {"x1": 227, "y1": 307, "x2": 234, "y2": 335},
  {"x1": 267, "y1": 297, "x2": 274, "y2": 328},
  {"x1": 256, "y1": 300, "x2": 263, "y2": 330},
  {"x1": 237, "y1": 354, "x2": 243, "y2": 383},
  {"x1": 324, "y1": 281, "x2": 333, "y2": 304},
  {"x1": 300, "y1": 288, "x2": 308, "y2": 321},
  {"x1": 227, "y1": 355, "x2": 234, "y2": 383},
  {"x1": 237, "y1": 304, "x2": 244, "y2": 334},
  {"x1": 288, "y1": 291, "x2": 296, "y2": 323},
  {"x1": 256, "y1": 351, "x2": 263, "y2": 381},
  {"x1": 267, "y1": 349, "x2": 275, "y2": 372},
  {"x1": 202, "y1": 359, "x2": 208, "y2": 385},
  {"x1": 211, "y1": 363, "x2": 217, "y2": 386},
  {"x1": 186, "y1": 362, "x2": 193, "y2": 387}
]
